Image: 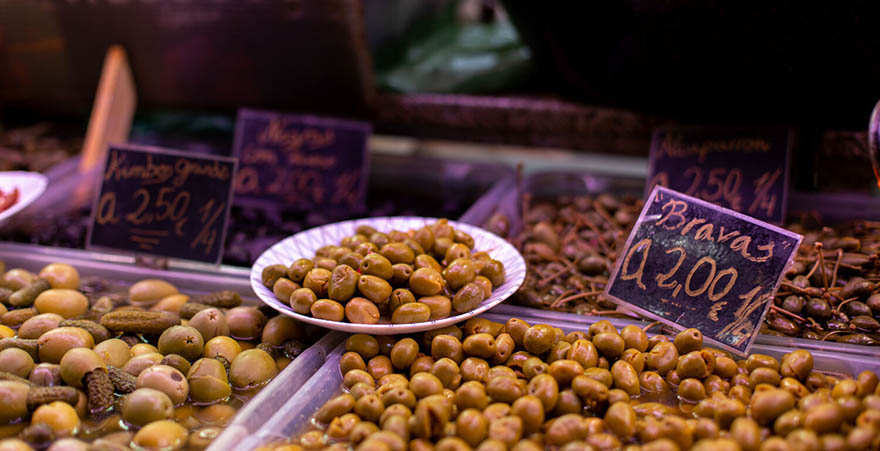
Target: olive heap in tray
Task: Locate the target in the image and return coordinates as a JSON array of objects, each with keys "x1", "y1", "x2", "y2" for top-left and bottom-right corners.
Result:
[
  {"x1": 261, "y1": 220, "x2": 506, "y2": 325},
  {"x1": 486, "y1": 192, "x2": 880, "y2": 346},
  {"x1": 262, "y1": 317, "x2": 880, "y2": 451},
  {"x1": 0, "y1": 262, "x2": 312, "y2": 451}
]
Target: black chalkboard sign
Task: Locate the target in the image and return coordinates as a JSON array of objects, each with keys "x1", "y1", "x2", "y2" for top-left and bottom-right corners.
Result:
[
  {"x1": 605, "y1": 186, "x2": 802, "y2": 356},
  {"x1": 87, "y1": 144, "x2": 237, "y2": 264},
  {"x1": 232, "y1": 109, "x2": 370, "y2": 212},
  {"x1": 647, "y1": 127, "x2": 792, "y2": 224}
]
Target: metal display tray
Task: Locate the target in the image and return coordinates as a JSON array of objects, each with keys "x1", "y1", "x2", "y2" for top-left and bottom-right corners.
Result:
[
  {"x1": 241, "y1": 311, "x2": 880, "y2": 451},
  {"x1": 0, "y1": 242, "x2": 343, "y2": 450},
  {"x1": 459, "y1": 170, "x2": 880, "y2": 358}
]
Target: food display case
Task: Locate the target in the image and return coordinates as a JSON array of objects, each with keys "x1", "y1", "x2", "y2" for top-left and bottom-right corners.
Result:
[{"x1": 0, "y1": 242, "x2": 341, "y2": 449}]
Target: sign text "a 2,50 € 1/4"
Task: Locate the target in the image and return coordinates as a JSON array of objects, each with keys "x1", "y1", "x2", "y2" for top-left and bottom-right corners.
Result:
[
  {"x1": 87, "y1": 144, "x2": 237, "y2": 264},
  {"x1": 604, "y1": 186, "x2": 802, "y2": 356}
]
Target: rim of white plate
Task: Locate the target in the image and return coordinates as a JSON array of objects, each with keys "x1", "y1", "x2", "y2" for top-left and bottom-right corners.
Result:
[
  {"x1": 250, "y1": 217, "x2": 527, "y2": 334},
  {"x1": 0, "y1": 171, "x2": 48, "y2": 225}
]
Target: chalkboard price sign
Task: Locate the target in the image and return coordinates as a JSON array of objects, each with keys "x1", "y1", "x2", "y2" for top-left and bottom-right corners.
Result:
[
  {"x1": 647, "y1": 127, "x2": 792, "y2": 224},
  {"x1": 605, "y1": 186, "x2": 802, "y2": 356},
  {"x1": 87, "y1": 144, "x2": 237, "y2": 264},
  {"x1": 232, "y1": 109, "x2": 371, "y2": 212}
]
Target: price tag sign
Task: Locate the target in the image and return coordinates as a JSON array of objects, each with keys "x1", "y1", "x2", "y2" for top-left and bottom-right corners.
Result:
[
  {"x1": 87, "y1": 144, "x2": 237, "y2": 264},
  {"x1": 605, "y1": 186, "x2": 802, "y2": 356},
  {"x1": 232, "y1": 109, "x2": 370, "y2": 211},
  {"x1": 646, "y1": 127, "x2": 792, "y2": 224}
]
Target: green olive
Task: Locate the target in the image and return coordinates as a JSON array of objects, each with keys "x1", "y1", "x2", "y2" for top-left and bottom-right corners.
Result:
[
  {"x1": 367, "y1": 355, "x2": 394, "y2": 381},
  {"x1": 605, "y1": 401, "x2": 637, "y2": 439},
  {"x1": 121, "y1": 388, "x2": 175, "y2": 427},
  {"x1": 452, "y1": 283, "x2": 485, "y2": 314},
  {"x1": 674, "y1": 328, "x2": 704, "y2": 354},
  {"x1": 327, "y1": 265, "x2": 359, "y2": 302},
  {"x1": 0, "y1": 348, "x2": 33, "y2": 379},
  {"x1": 546, "y1": 413, "x2": 588, "y2": 445},
  {"x1": 136, "y1": 364, "x2": 189, "y2": 405},
  {"x1": 611, "y1": 360, "x2": 640, "y2": 396},
  {"x1": 410, "y1": 268, "x2": 444, "y2": 296},
  {"x1": 414, "y1": 254, "x2": 443, "y2": 273},
  {"x1": 357, "y1": 254, "x2": 392, "y2": 282},
  {"x1": 38, "y1": 327, "x2": 95, "y2": 364},
  {"x1": 225, "y1": 306, "x2": 267, "y2": 340},
  {"x1": 478, "y1": 260, "x2": 505, "y2": 287},
  {"x1": 593, "y1": 332, "x2": 625, "y2": 359},
  {"x1": 187, "y1": 358, "x2": 231, "y2": 404},
  {"x1": 261, "y1": 265, "x2": 288, "y2": 289},
  {"x1": 780, "y1": 350, "x2": 814, "y2": 381},
  {"x1": 358, "y1": 275, "x2": 393, "y2": 304},
  {"x1": 431, "y1": 358, "x2": 462, "y2": 390},
  {"x1": 409, "y1": 372, "x2": 444, "y2": 399},
  {"x1": 33, "y1": 289, "x2": 88, "y2": 319},
  {"x1": 17, "y1": 313, "x2": 63, "y2": 339},
  {"x1": 431, "y1": 335, "x2": 464, "y2": 363},
  {"x1": 132, "y1": 420, "x2": 188, "y2": 450},
  {"x1": 389, "y1": 338, "x2": 419, "y2": 370},
  {"x1": 379, "y1": 243, "x2": 415, "y2": 265},
  {"x1": 527, "y1": 374, "x2": 559, "y2": 411},
  {"x1": 572, "y1": 374, "x2": 609, "y2": 405},
  {"x1": 130, "y1": 279, "x2": 179, "y2": 307},
  {"x1": 158, "y1": 325, "x2": 204, "y2": 361},
  {"x1": 454, "y1": 380, "x2": 489, "y2": 411},
  {"x1": 188, "y1": 308, "x2": 230, "y2": 342},
  {"x1": 229, "y1": 349, "x2": 278, "y2": 389},
  {"x1": 547, "y1": 359, "x2": 583, "y2": 386},
  {"x1": 676, "y1": 350, "x2": 714, "y2": 379},
  {"x1": 486, "y1": 375, "x2": 523, "y2": 404},
  {"x1": 454, "y1": 408, "x2": 488, "y2": 446},
  {"x1": 419, "y1": 295, "x2": 452, "y2": 320},
  {"x1": 123, "y1": 353, "x2": 164, "y2": 377},
  {"x1": 523, "y1": 324, "x2": 556, "y2": 355},
  {"x1": 345, "y1": 297, "x2": 380, "y2": 324},
  {"x1": 750, "y1": 388, "x2": 795, "y2": 425},
  {"x1": 443, "y1": 259, "x2": 476, "y2": 291},
  {"x1": 472, "y1": 276, "x2": 493, "y2": 298},
  {"x1": 339, "y1": 252, "x2": 365, "y2": 270},
  {"x1": 391, "y1": 303, "x2": 431, "y2": 324},
  {"x1": 303, "y1": 268, "x2": 332, "y2": 298},
  {"x1": 620, "y1": 325, "x2": 649, "y2": 352},
  {"x1": 459, "y1": 357, "x2": 490, "y2": 384},
  {"x1": 311, "y1": 299, "x2": 345, "y2": 321},
  {"x1": 286, "y1": 259, "x2": 315, "y2": 283},
  {"x1": 290, "y1": 288, "x2": 318, "y2": 315},
  {"x1": 272, "y1": 277, "x2": 299, "y2": 304}
]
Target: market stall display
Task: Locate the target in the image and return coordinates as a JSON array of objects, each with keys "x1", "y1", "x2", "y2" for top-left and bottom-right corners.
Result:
[{"x1": 0, "y1": 244, "x2": 337, "y2": 450}]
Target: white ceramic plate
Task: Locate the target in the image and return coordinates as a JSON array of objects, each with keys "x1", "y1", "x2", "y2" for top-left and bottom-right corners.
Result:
[
  {"x1": 0, "y1": 171, "x2": 48, "y2": 225},
  {"x1": 251, "y1": 217, "x2": 527, "y2": 334}
]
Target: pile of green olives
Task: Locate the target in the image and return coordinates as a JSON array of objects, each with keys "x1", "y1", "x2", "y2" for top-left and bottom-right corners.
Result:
[
  {"x1": 0, "y1": 262, "x2": 312, "y2": 451},
  {"x1": 267, "y1": 317, "x2": 880, "y2": 451},
  {"x1": 261, "y1": 220, "x2": 506, "y2": 325}
]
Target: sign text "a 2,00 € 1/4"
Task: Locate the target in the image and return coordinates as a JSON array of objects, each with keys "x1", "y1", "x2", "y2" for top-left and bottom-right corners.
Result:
[
  {"x1": 87, "y1": 144, "x2": 237, "y2": 264},
  {"x1": 604, "y1": 186, "x2": 802, "y2": 356}
]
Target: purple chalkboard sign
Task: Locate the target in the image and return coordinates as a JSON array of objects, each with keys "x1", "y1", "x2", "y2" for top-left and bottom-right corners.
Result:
[
  {"x1": 605, "y1": 186, "x2": 802, "y2": 356},
  {"x1": 232, "y1": 109, "x2": 371, "y2": 212},
  {"x1": 87, "y1": 144, "x2": 237, "y2": 264},
  {"x1": 646, "y1": 126, "x2": 792, "y2": 224}
]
